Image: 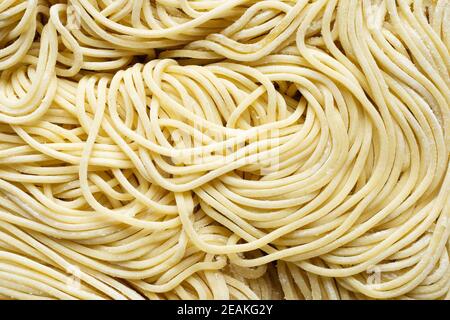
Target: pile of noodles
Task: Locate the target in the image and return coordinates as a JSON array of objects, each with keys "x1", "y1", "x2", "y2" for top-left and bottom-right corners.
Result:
[{"x1": 0, "y1": 0, "x2": 448, "y2": 300}]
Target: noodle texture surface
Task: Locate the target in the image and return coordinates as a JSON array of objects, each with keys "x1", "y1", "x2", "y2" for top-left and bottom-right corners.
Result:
[{"x1": 0, "y1": 0, "x2": 449, "y2": 300}]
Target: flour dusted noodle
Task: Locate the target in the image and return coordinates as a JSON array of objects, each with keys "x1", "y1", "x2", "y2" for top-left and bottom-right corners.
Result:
[{"x1": 0, "y1": 0, "x2": 448, "y2": 300}]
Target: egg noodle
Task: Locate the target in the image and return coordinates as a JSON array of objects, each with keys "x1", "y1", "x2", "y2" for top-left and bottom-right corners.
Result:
[{"x1": 0, "y1": 0, "x2": 448, "y2": 300}]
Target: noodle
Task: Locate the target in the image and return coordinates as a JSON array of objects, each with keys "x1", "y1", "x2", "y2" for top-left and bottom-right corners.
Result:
[{"x1": 0, "y1": 0, "x2": 448, "y2": 300}]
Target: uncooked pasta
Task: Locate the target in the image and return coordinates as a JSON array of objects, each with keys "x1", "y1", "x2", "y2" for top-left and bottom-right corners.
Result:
[{"x1": 0, "y1": 0, "x2": 448, "y2": 300}]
